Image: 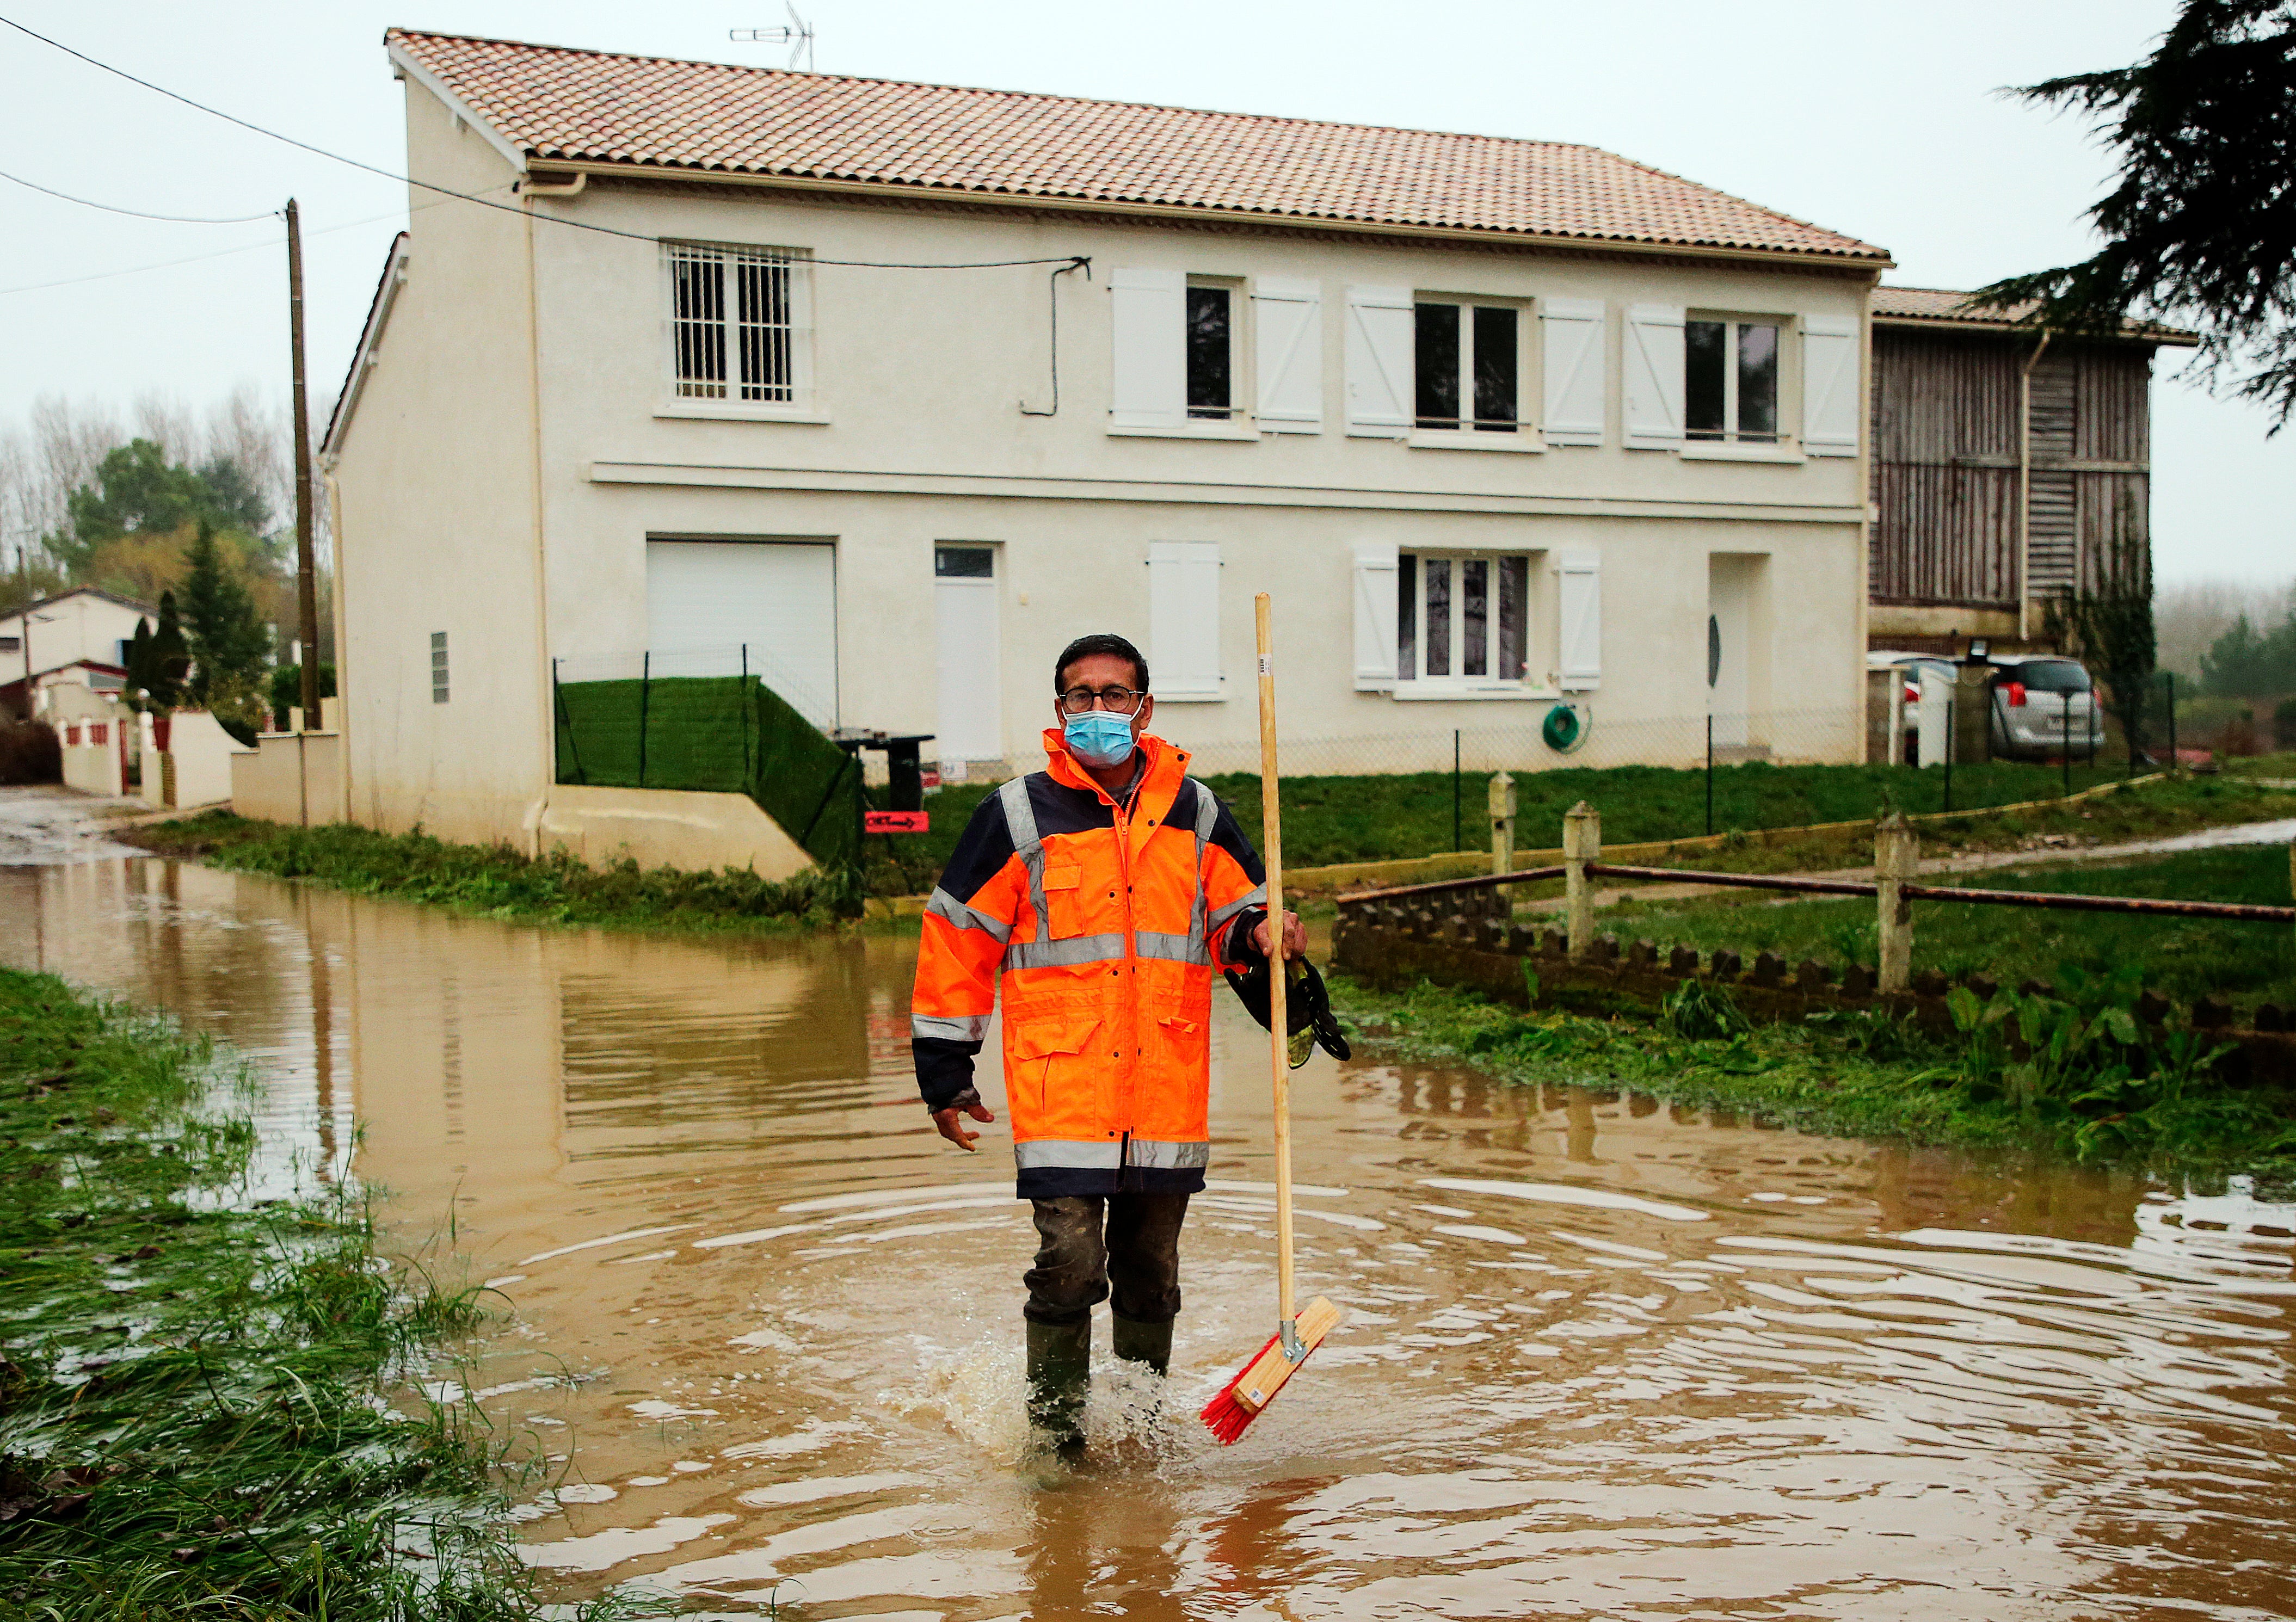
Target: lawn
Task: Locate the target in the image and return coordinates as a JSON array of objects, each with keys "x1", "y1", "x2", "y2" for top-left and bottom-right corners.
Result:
[
  {"x1": 889, "y1": 757, "x2": 2290, "y2": 888},
  {"x1": 1583, "y1": 841, "x2": 2296, "y2": 1015}
]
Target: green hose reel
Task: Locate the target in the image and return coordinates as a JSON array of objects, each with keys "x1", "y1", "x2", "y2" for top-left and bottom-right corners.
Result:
[{"x1": 1542, "y1": 702, "x2": 1588, "y2": 753}]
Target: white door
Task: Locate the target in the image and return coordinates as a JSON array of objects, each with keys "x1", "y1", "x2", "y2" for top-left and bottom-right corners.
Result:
[
  {"x1": 1707, "y1": 558, "x2": 1750, "y2": 748},
  {"x1": 934, "y1": 544, "x2": 1001, "y2": 763},
  {"x1": 645, "y1": 538, "x2": 838, "y2": 727}
]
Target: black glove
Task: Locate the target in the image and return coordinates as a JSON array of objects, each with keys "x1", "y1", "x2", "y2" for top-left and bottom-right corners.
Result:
[{"x1": 1222, "y1": 953, "x2": 1350, "y2": 1065}]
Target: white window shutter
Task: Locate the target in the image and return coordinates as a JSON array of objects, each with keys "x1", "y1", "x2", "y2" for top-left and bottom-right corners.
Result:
[
  {"x1": 1622, "y1": 304, "x2": 1685, "y2": 450},
  {"x1": 1252, "y1": 276, "x2": 1324, "y2": 432},
  {"x1": 1344, "y1": 285, "x2": 1413, "y2": 437},
  {"x1": 1557, "y1": 551, "x2": 1602, "y2": 690},
  {"x1": 1352, "y1": 541, "x2": 1400, "y2": 688},
  {"x1": 1540, "y1": 297, "x2": 1606, "y2": 446},
  {"x1": 1147, "y1": 540, "x2": 1222, "y2": 697},
  {"x1": 1801, "y1": 314, "x2": 1860, "y2": 457},
  {"x1": 1110, "y1": 267, "x2": 1185, "y2": 429}
]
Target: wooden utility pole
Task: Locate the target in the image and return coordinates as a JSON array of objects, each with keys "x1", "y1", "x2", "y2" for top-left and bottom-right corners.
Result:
[{"x1": 287, "y1": 198, "x2": 319, "y2": 725}]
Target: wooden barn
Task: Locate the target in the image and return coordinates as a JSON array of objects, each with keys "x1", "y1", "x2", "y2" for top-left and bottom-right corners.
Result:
[{"x1": 1866, "y1": 286, "x2": 2197, "y2": 656}]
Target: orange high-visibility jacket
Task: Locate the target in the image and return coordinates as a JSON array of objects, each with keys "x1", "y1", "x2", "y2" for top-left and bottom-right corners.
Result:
[{"x1": 912, "y1": 729, "x2": 1269, "y2": 1198}]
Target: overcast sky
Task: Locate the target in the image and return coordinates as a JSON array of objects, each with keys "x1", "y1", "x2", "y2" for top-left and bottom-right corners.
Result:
[{"x1": 0, "y1": 0, "x2": 2285, "y2": 583}]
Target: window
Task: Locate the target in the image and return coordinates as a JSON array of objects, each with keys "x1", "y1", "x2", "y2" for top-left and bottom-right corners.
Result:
[
  {"x1": 1396, "y1": 551, "x2": 1530, "y2": 684},
  {"x1": 430, "y1": 631, "x2": 449, "y2": 705},
  {"x1": 1414, "y1": 303, "x2": 1519, "y2": 431},
  {"x1": 0, "y1": 636, "x2": 18, "y2": 655},
  {"x1": 935, "y1": 545, "x2": 994, "y2": 578},
  {"x1": 1186, "y1": 283, "x2": 1236, "y2": 419},
  {"x1": 1685, "y1": 318, "x2": 1779, "y2": 442},
  {"x1": 665, "y1": 241, "x2": 809, "y2": 405}
]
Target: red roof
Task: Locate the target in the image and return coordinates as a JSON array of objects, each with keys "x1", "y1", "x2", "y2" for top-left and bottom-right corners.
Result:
[{"x1": 387, "y1": 29, "x2": 1889, "y2": 266}]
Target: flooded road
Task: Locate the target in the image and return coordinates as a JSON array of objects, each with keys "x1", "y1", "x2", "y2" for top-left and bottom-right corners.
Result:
[{"x1": 6, "y1": 850, "x2": 2296, "y2": 1619}]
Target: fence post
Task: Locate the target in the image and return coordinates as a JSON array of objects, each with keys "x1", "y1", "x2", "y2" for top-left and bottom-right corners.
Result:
[
  {"x1": 2062, "y1": 700, "x2": 2070, "y2": 799},
  {"x1": 1705, "y1": 713, "x2": 1714, "y2": 837},
  {"x1": 1942, "y1": 696, "x2": 1953, "y2": 813},
  {"x1": 2166, "y1": 672, "x2": 2177, "y2": 769},
  {"x1": 1488, "y1": 770, "x2": 1516, "y2": 877},
  {"x1": 740, "y1": 644, "x2": 752, "y2": 787},
  {"x1": 637, "y1": 650, "x2": 651, "y2": 789},
  {"x1": 1876, "y1": 812, "x2": 1917, "y2": 994},
  {"x1": 1452, "y1": 730, "x2": 1462, "y2": 853},
  {"x1": 1563, "y1": 800, "x2": 1600, "y2": 961}
]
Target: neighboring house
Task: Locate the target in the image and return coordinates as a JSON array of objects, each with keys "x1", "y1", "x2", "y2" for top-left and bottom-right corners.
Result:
[
  {"x1": 324, "y1": 30, "x2": 1894, "y2": 852},
  {"x1": 1867, "y1": 287, "x2": 2196, "y2": 655},
  {"x1": 0, "y1": 588, "x2": 153, "y2": 715}
]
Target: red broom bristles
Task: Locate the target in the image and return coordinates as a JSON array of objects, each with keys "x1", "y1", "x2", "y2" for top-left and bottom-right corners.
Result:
[{"x1": 1198, "y1": 1330, "x2": 1284, "y2": 1445}]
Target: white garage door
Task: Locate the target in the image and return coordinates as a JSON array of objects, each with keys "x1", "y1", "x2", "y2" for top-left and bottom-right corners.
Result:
[{"x1": 646, "y1": 538, "x2": 838, "y2": 727}]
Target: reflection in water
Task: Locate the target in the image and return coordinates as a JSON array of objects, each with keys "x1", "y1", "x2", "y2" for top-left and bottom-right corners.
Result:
[{"x1": 4, "y1": 855, "x2": 2295, "y2": 1619}]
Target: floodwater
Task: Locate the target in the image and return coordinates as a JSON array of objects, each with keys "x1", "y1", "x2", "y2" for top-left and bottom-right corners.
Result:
[{"x1": 6, "y1": 847, "x2": 2296, "y2": 1619}]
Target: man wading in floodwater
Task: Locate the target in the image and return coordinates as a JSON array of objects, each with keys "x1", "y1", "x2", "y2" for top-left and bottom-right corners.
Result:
[{"x1": 911, "y1": 632, "x2": 1304, "y2": 1452}]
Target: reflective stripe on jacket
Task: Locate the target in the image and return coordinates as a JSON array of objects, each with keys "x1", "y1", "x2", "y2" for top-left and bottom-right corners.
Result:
[{"x1": 911, "y1": 729, "x2": 1269, "y2": 1198}]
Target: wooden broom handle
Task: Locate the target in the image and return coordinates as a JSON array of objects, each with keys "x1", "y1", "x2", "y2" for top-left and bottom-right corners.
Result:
[{"x1": 1254, "y1": 593, "x2": 1296, "y2": 1329}]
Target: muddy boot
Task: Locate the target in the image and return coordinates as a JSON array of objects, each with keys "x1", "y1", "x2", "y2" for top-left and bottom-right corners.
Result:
[
  {"x1": 1026, "y1": 1316, "x2": 1091, "y2": 1456},
  {"x1": 1110, "y1": 1313, "x2": 1172, "y2": 1377}
]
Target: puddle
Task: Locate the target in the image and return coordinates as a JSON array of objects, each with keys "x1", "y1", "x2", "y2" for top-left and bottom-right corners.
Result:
[{"x1": 6, "y1": 849, "x2": 2295, "y2": 1618}]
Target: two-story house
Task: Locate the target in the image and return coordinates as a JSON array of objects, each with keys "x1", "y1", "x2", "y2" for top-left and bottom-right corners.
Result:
[{"x1": 323, "y1": 30, "x2": 1892, "y2": 855}]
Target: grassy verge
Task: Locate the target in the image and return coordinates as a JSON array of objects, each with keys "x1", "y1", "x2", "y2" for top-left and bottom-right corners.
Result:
[
  {"x1": 1580, "y1": 842, "x2": 2296, "y2": 1015},
  {"x1": 0, "y1": 967, "x2": 635, "y2": 1620},
  {"x1": 121, "y1": 812, "x2": 866, "y2": 935},
  {"x1": 1326, "y1": 969, "x2": 2296, "y2": 1184}
]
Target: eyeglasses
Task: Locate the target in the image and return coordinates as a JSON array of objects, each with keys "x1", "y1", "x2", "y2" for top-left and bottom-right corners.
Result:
[{"x1": 1058, "y1": 685, "x2": 1146, "y2": 716}]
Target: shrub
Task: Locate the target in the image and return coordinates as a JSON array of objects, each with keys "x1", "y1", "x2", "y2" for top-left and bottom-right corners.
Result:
[{"x1": 0, "y1": 714, "x2": 60, "y2": 784}]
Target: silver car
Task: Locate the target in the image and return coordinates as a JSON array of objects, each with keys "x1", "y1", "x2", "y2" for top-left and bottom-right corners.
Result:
[{"x1": 1989, "y1": 658, "x2": 2106, "y2": 760}]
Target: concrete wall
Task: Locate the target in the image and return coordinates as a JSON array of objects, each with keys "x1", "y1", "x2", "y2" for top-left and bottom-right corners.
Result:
[
  {"x1": 140, "y1": 711, "x2": 238, "y2": 810},
  {"x1": 45, "y1": 683, "x2": 127, "y2": 798},
  {"x1": 233, "y1": 732, "x2": 346, "y2": 825},
  {"x1": 537, "y1": 784, "x2": 814, "y2": 879}
]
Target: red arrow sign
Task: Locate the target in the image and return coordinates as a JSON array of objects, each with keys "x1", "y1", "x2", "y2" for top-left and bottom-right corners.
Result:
[{"x1": 865, "y1": 811, "x2": 930, "y2": 834}]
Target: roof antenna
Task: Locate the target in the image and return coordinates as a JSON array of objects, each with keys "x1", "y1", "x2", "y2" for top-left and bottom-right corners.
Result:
[{"x1": 730, "y1": 4, "x2": 815, "y2": 71}]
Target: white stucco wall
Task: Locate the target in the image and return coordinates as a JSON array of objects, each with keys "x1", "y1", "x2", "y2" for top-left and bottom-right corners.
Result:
[
  {"x1": 328, "y1": 79, "x2": 547, "y2": 846},
  {"x1": 3, "y1": 592, "x2": 149, "y2": 679}
]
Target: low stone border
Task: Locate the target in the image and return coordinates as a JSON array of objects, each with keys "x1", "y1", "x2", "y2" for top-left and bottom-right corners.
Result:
[{"x1": 1331, "y1": 911, "x2": 2296, "y2": 1089}]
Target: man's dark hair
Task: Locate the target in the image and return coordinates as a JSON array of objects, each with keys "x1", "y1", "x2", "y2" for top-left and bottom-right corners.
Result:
[{"x1": 1053, "y1": 633, "x2": 1148, "y2": 695}]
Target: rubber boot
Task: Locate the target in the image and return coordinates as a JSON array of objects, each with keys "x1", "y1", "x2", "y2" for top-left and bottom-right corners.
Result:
[
  {"x1": 1110, "y1": 1313, "x2": 1172, "y2": 1377},
  {"x1": 1025, "y1": 1316, "x2": 1091, "y2": 1456}
]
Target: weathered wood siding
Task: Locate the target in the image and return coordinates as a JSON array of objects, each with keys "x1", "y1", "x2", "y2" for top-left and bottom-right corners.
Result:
[{"x1": 1870, "y1": 331, "x2": 2153, "y2": 612}]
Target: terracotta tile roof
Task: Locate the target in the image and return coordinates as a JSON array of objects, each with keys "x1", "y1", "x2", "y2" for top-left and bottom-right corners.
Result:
[
  {"x1": 1875, "y1": 283, "x2": 2197, "y2": 344},
  {"x1": 386, "y1": 29, "x2": 1888, "y2": 264}
]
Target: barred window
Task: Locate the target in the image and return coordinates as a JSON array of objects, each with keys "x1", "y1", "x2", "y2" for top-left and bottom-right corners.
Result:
[
  {"x1": 430, "y1": 631, "x2": 449, "y2": 705},
  {"x1": 665, "y1": 242, "x2": 808, "y2": 405}
]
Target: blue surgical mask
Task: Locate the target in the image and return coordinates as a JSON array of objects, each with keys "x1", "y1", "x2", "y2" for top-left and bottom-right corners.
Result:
[{"x1": 1064, "y1": 710, "x2": 1137, "y2": 768}]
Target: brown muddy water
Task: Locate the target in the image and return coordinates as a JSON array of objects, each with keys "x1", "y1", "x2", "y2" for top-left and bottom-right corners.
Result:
[{"x1": 6, "y1": 853, "x2": 2296, "y2": 1620}]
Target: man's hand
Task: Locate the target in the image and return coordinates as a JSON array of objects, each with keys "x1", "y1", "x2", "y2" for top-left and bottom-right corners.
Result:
[
  {"x1": 931, "y1": 1094, "x2": 996, "y2": 1151},
  {"x1": 1248, "y1": 909, "x2": 1307, "y2": 963}
]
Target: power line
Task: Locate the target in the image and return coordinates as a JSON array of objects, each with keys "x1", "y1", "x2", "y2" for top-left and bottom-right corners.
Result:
[
  {"x1": 0, "y1": 14, "x2": 1091, "y2": 273},
  {"x1": 0, "y1": 164, "x2": 276, "y2": 224},
  {"x1": 0, "y1": 198, "x2": 450, "y2": 298}
]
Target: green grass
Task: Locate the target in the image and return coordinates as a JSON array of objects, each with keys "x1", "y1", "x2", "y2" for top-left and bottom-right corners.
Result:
[
  {"x1": 1586, "y1": 842, "x2": 2296, "y2": 1014},
  {"x1": 121, "y1": 812, "x2": 866, "y2": 935},
  {"x1": 0, "y1": 967, "x2": 649, "y2": 1620},
  {"x1": 1326, "y1": 969, "x2": 2296, "y2": 1183},
  {"x1": 898, "y1": 758, "x2": 2283, "y2": 883}
]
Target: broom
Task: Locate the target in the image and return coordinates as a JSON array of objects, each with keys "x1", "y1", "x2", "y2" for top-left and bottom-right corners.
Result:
[{"x1": 1201, "y1": 593, "x2": 1345, "y2": 1445}]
